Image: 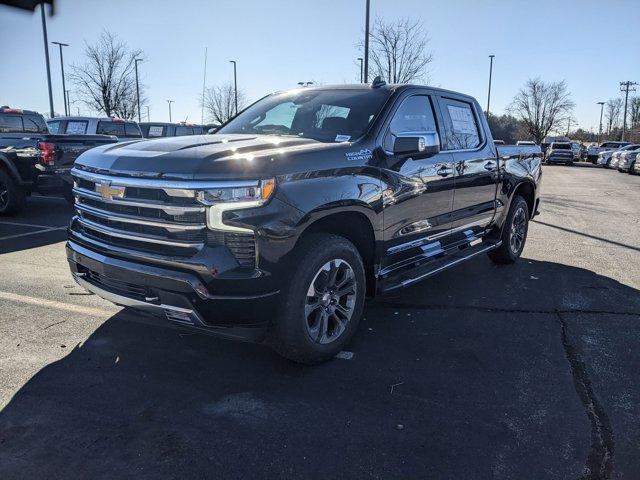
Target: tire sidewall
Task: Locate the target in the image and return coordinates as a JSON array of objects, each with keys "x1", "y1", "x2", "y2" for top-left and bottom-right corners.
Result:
[
  {"x1": 274, "y1": 234, "x2": 366, "y2": 362},
  {"x1": 503, "y1": 196, "x2": 529, "y2": 261}
]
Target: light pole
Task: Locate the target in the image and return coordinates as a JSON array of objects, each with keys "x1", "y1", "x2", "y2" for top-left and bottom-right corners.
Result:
[
  {"x1": 201, "y1": 47, "x2": 208, "y2": 125},
  {"x1": 65, "y1": 89, "x2": 70, "y2": 115},
  {"x1": 167, "y1": 100, "x2": 174, "y2": 122},
  {"x1": 597, "y1": 102, "x2": 605, "y2": 143},
  {"x1": 357, "y1": 57, "x2": 363, "y2": 83},
  {"x1": 363, "y1": 0, "x2": 370, "y2": 83},
  {"x1": 229, "y1": 60, "x2": 238, "y2": 116},
  {"x1": 566, "y1": 118, "x2": 572, "y2": 136},
  {"x1": 40, "y1": 5, "x2": 54, "y2": 118},
  {"x1": 146, "y1": 105, "x2": 150, "y2": 121},
  {"x1": 486, "y1": 54, "x2": 495, "y2": 118},
  {"x1": 52, "y1": 41, "x2": 69, "y2": 116},
  {"x1": 134, "y1": 58, "x2": 142, "y2": 123}
]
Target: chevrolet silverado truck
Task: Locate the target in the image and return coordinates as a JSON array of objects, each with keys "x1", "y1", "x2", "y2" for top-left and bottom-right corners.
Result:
[
  {"x1": 0, "y1": 107, "x2": 117, "y2": 214},
  {"x1": 67, "y1": 81, "x2": 542, "y2": 363}
]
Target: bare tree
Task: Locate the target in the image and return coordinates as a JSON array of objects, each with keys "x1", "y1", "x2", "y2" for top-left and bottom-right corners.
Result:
[
  {"x1": 69, "y1": 31, "x2": 145, "y2": 119},
  {"x1": 508, "y1": 78, "x2": 574, "y2": 144},
  {"x1": 363, "y1": 18, "x2": 434, "y2": 84},
  {"x1": 629, "y1": 97, "x2": 640, "y2": 128},
  {"x1": 203, "y1": 83, "x2": 247, "y2": 125},
  {"x1": 604, "y1": 98, "x2": 623, "y2": 135}
]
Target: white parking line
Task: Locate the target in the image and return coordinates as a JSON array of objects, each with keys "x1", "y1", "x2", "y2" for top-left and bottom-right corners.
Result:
[
  {"x1": 0, "y1": 290, "x2": 116, "y2": 317},
  {"x1": 0, "y1": 226, "x2": 67, "y2": 241},
  {"x1": 0, "y1": 220, "x2": 67, "y2": 229}
]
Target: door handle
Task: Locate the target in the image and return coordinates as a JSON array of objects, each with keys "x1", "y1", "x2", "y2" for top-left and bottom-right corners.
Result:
[
  {"x1": 436, "y1": 166, "x2": 454, "y2": 177},
  {"x1": 484, "y1": 161, "x2": 497, "y2": 171}
]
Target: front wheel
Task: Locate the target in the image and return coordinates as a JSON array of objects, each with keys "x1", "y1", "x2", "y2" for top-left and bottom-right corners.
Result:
[
  {"x1": 488, "y1": 195, "x2": 529, "y2": 265},
  {"x1": 270, "y1": 233, "x2": 366, "y2": 364}
]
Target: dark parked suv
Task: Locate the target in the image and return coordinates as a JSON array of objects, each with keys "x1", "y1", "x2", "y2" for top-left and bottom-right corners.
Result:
[{"x1": 67, "y1": 81, "x2": 542, "y2": 363}]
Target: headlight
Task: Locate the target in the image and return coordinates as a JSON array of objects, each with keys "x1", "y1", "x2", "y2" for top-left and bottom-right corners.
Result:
[
  {"x1": 196, "y1": 179, "x2": 276, "y2": 233},
  {"x1": 196, "y1": 178, "x2": 275, "y2": 205}
]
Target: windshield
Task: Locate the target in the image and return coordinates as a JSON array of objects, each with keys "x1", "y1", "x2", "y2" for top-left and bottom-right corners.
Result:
[{"x1": 218, "y1": 89, "x2": 391, "y2": 142}]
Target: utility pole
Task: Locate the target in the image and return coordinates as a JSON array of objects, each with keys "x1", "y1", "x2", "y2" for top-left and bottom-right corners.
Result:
[
  {"x1": 40, "y1": 4, "x2": 54, "y2": 118},
  {"x1": 201, "y1": 47, "x2": 208, "y2": 125},
  {"x1": 229, "y1": 60, "x2": 238, "y2": 116},
  {"x1": 486, "y1": 54, "x2": 495, "y2": 118},
  {"x1": 52, "y1": 42, "x2": 69, "y2": 116},
  {"x1": 134, "y1": 58, "x2": 142, "y2": 123},
  {"x1": 566, "y1": 118, "x2": 572, "y2": 136},
  {"x1": 620, "y1": 81, "x2": 638, "y2": 141},
  {"x1": 167, "y1": 100, "x2": 174, "y2": 122},
  {"x1": 357, "y1": 57, "x2": 363, "y2": 83},
  {"x1": 146, "y1": 105, "x2": 150, "y2": 121},
  {"x1": 364, "y1": 0, "x2": 370, "y2": 83},
  {"x1": 597, "y1": 101, "x2": 605, "y2": 143}
]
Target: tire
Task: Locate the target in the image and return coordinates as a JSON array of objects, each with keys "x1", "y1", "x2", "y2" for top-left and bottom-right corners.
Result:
[
  {"x1": 629, "y1": 162, "x2": 637, "y2": 175},
  {"x1": 488, "y1": 195, "x2": 529, "y2": 265},
  {"x1": 270, "y1": 233, "x2": 366, "y2": 364},
  {"x1": 0, "y1": 168, "x2": 26, "y2": 216}
]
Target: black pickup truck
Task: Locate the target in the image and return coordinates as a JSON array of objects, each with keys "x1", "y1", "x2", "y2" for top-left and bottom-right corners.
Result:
[
  {"x1": 67, "y1": 81, "x2": 542, "y2": 363},
  {"x1": 0, "y1": 107, "x2": 117, "y2": 214}
]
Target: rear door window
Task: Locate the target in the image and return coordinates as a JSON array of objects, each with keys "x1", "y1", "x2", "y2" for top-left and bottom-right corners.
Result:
[
  {"x1": 23, "y1": 114, "x2": 49, "y2": 133},
  {"x1": 124, "y1": 123, "x2": 142, "y2": 138},
  {"x1": 439, "y1": 98, "x2": 481, "y2": 150},
  {"x1": 65, "y1": 120, "x2": 88, "y2": 135},
  {"x1": 47, "y1": 120, "x2": 62, "y2": 134},
  {"x1": 97, "y1": 121, "x2": 125, "y2": 136},
  {"x1": 0, "y1": 115, "x2": 24, "y2": 132},
  {"x1": 175, "y1": 126, "x2": 194, "y2": 136}
]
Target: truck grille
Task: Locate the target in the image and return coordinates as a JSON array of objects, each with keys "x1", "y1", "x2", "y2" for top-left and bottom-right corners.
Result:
[{"x1": 71, "y1": 169, "x2": 257, "y2": 268}]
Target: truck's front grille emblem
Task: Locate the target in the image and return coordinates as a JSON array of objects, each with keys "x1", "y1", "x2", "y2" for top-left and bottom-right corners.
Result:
[{"x1": 95, "y1": 181, "x2": 126, "y2": 200}]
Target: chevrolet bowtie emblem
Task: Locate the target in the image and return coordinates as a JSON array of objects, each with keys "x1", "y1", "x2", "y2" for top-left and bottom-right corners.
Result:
[{"x1": 95, "y1": 181, "x2": 125, "y2": 200}]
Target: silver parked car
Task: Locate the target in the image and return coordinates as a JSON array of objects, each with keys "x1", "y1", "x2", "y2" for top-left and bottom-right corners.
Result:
[
  {"x1": 609, "y1": 144, "x2": 640, "y2": 169},
  {"x1": 588, "y1": 141, "x2": 630, "y2": 163},
  {"x1": 545, "y1": 142, "x2": 574, "y2": 165},
  {"x1": 598, "y1": 144, "x2": 638, "y2": 168},
  {"x1": 616, "y1": 145, "x2": 640, "y2": 173}
]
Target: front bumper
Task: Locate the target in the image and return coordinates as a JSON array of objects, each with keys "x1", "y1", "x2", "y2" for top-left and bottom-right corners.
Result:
[
  {"x1": 546, "y1": 155, "x2": 573, "y2": 164},
  {"x1": 66, "y1": 239, "x2": 280, "y2": 342}
]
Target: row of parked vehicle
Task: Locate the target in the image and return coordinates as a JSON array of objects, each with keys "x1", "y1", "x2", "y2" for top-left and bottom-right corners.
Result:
[
  {"x1": 46, "y1": 116, "x2": 215, "y2": 140},
  {"x1": 0, "y1": 106, "x2": 221, "y2": 214}
]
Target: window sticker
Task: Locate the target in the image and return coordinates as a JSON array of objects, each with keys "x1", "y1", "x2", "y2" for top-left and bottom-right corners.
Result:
[
  {"x1": 447, "y1": 105, "x2": 476, "y2": 135},
  {"x1": 66, "y1": 121, "x2": 87, "y2": 135},
  {"x1": 148, "y1": 126, "x2": 164, "y2": 137},
  {"x1": 335, "y1": 134, "x2": 351, "y2": 142}
]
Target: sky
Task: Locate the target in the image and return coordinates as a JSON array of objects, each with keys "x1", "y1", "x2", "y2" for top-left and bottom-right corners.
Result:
[{"x1": 1, "y1": 0, "x2": 639, "y2": 132}]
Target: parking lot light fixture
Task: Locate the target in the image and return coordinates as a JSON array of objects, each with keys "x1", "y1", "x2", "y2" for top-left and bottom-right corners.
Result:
[
  {"x1": 597, "y1": 102, "x2": 605, "y2": 143},
  {"x1": 486, "y1": 54, "x2": 495, "y2": 118},
  {"x1": 229, "y1": 60, "x2": 238, "y2": 116},
  {"x1": 134, "y1": 58, "x2": 143, "y2": 123},
  {"x1": 167, "y1": 100, "x2": 174, "y2": 122},
  {"x1": 52, "y1": 41, "x2": 70, "y2": 116},
  {"x1": 40, "y1": 5, "x2": 54, "y2": 118}
]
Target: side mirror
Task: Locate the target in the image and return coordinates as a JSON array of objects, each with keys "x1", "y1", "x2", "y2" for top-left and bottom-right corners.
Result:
[{"x1": 393, "y1": 132, "x2": 440, "y2": 157}]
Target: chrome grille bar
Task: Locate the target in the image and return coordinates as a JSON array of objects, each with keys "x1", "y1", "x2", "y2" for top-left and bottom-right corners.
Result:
[
  {"x1": 75, "y1": 202, "x2": 205, "y2": 231},
  {"x1": 77, "y1": 216, "x2": 204, "y2": 248},
  {"x1": 73, "y1": 187, "x2": 206, "y2": 213}
]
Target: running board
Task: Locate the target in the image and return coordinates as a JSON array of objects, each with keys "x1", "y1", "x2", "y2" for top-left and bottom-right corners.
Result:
[{"x1": 378, "y1": 240, "x2": 501, "y2": 293}]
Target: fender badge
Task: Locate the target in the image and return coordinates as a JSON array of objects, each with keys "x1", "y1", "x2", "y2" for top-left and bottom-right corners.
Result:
[{"x1": 345, "y1": 148, "x2": 372, "y2": 162}]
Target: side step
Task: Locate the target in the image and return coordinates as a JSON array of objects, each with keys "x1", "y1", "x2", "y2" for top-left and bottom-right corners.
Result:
[{"x1": 378, "y1": 239, "x2": 501, "y2": 293}]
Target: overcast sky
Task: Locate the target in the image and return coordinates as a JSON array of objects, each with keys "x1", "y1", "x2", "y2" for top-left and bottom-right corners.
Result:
[{"x1": 1, "y1": 0, "x2": 638, "y2": 131}]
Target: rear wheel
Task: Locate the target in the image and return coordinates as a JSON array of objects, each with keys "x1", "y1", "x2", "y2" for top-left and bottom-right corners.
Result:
[
  {"x1": 270, "y1": 233, "x2": 366, "y2": 364},
  {"x1": 629, "y1": 161, "x2": 637, "y2": 175},
  {"x1": 0, "y1": 169, "x2": 26, "y2": 216},
  {"x1": 488, "y1": 195, "x2": 529, "y2": 265}
]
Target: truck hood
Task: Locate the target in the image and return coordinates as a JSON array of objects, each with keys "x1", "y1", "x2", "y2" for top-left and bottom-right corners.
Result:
[{"x1": 74, "y1": 134, "x2": 352, "y2": 180}]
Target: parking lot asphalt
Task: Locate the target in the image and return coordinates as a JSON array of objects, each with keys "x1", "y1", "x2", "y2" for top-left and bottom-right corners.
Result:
[{"x1": 0, "y1": 165, "x2": 638, "y2": 479}]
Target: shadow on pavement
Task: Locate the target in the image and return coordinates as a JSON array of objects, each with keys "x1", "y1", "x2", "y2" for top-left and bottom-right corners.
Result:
[{"x1": 1, "y1": 258, "x2": 639, "y2": 479}]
